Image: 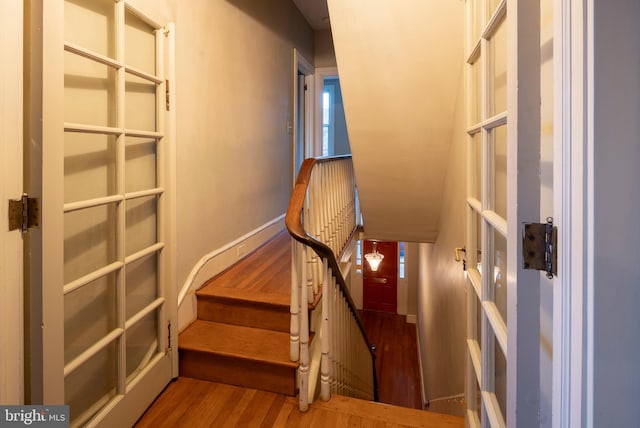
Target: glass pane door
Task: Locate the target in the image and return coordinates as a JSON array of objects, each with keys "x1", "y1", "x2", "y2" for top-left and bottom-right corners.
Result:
[
  {"x1": 37, "y1": 0, "x2": 176, "y2": 425},
  {"x1": 465, "y1": 0, "x2": 508, "y2": 426}
]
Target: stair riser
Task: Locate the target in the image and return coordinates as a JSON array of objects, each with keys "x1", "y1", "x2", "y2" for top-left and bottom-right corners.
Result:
[
  {"x1": 179, "y1": 350, "x2": 297, "y2": 396},
  {"x1": 197, "y1": 298, "x2": 290, "y2": 333}
]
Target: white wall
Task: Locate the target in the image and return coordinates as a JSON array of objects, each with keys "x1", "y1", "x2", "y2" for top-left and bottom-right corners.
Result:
[
  {"x1": 174, "y1": 0, "x2": 314, "y2": 327},
  {"x1": 590, "y1": 0, "x2": 640, "y2": 424},
  {"x1": 417, "y1": 68, "x2": 466, "y2": 417}
]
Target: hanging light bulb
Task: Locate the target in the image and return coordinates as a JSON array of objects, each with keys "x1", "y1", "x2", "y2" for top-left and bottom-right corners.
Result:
[{"x1": 364, "y1": 241, "x2": 384, "y2": 271}]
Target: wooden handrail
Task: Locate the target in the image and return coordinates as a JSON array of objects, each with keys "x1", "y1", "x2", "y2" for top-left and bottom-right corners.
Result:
[{"x1": 286, "y1": 155, "x2": 379, "y2": 401}]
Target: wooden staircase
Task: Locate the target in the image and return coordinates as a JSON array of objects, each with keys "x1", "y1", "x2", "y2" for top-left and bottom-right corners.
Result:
[{"x1": 178, "y1": 231, "x2": 298, "y2": 396}]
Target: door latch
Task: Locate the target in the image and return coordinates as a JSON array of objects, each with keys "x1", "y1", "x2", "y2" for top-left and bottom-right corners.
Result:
[
  {"x1": 8, "y1": 194, "x2": 39, "y2": 232},
  {"x1": 522, "y1": 217, "x2": 557, "y2": 278}
]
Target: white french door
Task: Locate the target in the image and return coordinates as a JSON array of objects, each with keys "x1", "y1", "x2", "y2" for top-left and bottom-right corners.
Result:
[
  {"x1": 465, "y1": 1, "x2": 541, "y2": 427},
  {"x1": 27, "y1": 1, "x2": 176, "y2": 426}
]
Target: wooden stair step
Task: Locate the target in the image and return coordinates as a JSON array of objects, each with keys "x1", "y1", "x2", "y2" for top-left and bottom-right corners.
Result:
[
  {"x1": 179, "y1": 320, "x2": 297, "y2": 396},
  {"x1": 196, "y1": 286, "x2": 290, "y2": 332}
]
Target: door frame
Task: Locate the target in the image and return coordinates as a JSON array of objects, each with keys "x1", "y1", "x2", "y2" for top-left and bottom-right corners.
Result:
[
  {"x1": 552, "y1": 1, "x2": 588, "y2": 426},
  {"x1": 293, "y1": 48, "x2": 314, "y2": 182},
  {"x1": 0, "y1": 0, "x2": 25, "y2": 406}
]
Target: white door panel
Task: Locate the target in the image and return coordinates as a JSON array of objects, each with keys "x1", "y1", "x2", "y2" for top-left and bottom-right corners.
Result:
[
  {"x1": 26, "y1": 0, "x2": 176, "y2": 425},
  {"x1": 465, "y1": 1, "x2": 542, "y2": 426}
]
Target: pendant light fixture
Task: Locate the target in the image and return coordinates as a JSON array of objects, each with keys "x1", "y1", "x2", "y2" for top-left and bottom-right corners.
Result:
[{"x1": 364, "y1": 241, "x2": 384, "y2": 271}]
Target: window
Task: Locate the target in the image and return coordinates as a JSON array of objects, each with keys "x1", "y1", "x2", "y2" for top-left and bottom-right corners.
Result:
[
  {"x1": 399, "y1": 242, "x2": 406, "y2": 278},
  {"x1": 322, "y1": 86, "x2": 334, "y2": 156}
]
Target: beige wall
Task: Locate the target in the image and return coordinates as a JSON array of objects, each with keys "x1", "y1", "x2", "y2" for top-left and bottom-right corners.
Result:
[
  {"x1": 314, "y1": 29, "x2": 336, "y2": 67},
  {"x1": 417, "y1": 72, "x2": 467, "y2": 417},
  {"x1": 174, "y1": 0, "x2": 314, "y2": 293}
]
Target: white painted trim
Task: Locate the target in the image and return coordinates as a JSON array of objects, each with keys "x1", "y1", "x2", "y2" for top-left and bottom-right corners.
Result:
[
  {"x1": 314, "y1": 67, "x2": 339, "y2": 157},
  {"x1": 584, "y1": 0, "x2": 595, "y2": 425},
  {"x1": 406, "y1": 314, "x2": 416, "y2": 324},
  {"x1": 467, "y1": 409, "x2": 481, "y2": 428},
  {"x1": 304, "y1": 74, "x2": 315, "y2": 160},
  {"x1": 415, "y1": 323, "x2": 427, "y2": 409},
  {"x1": 293, "y1": 49, "x2": 314, "y2": 183},
  {"x1": 0, "y1": 0, "x2": 24, "y2": 405},
  {"x1": 553, "y1": 0, "x2": 588, "y2": 426},
  {"x1": 165, "y1": 21, "x2": 179, "y2": 378},
  {"x1": 506, "y1": 0, "x2": 541, "y2": 426},
  {"x1": 177, "y1": 215, "x2": 286, "y2": 331}
]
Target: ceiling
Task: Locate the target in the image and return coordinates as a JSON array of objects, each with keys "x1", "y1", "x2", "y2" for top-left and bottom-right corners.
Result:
[{"x1": 292, "y1": 0, "x2": 331, "y2": 30}]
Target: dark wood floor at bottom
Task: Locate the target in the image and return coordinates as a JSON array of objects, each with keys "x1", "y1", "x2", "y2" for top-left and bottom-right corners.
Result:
[
  {"x1": 135, "y1": 377, "x2": 463, "y2": 428},
  {"x1": 359, "y1": 310, "x2": 422, "y2": 409}
]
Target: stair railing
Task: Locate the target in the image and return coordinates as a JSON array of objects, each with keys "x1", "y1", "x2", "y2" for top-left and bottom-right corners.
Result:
[{"x1": 286, "y1": 155, "x2": 378, "y2": 411}]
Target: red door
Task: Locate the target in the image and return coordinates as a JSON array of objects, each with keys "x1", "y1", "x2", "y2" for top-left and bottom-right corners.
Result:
[{"x1": 363, "y1": 241, "x2": 398, "y2": 313}]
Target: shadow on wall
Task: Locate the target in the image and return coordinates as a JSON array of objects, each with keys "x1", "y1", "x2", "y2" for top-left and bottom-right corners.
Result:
[{"x1": 225, "y1": 0, "x2": 314, "y2": 60}]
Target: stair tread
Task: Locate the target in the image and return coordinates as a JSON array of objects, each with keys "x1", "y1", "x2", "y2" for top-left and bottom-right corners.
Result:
[
  {"x1": 179, "y1": 320, "x2": 297, "y2": 368},
  {"x1": 197, "y1": 285, "x2": 290, "y2": 308}
]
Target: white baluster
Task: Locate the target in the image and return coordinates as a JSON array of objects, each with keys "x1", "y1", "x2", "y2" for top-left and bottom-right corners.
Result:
[
  {"x1": 299, "y1": 240, "x2": 310, "y2": 412},
  {"x1": 320, "y1": 258, "x2": 330, "y2": 401},
  {"x1": 290, "y1": 240, "x2": 300, "y2": 362},
  {"x1": 305, "y1": 246, "x2": 314, "y2": 304}
]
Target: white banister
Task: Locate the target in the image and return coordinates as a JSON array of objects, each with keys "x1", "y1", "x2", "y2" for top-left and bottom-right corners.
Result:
[{"x1": 286, "y1": 156, "x2": 376, "y2": 412}]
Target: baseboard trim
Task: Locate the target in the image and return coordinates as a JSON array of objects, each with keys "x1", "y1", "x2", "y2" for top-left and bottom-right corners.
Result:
[
  {"x1": 406, "y1": 314, "x2": 417, "y2": 324},
  {"x1": 177, "y1": 215, "x2": 286, "y2": 331}
]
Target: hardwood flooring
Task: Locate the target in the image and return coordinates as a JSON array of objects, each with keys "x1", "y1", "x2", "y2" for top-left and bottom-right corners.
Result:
[
  {"x1": 198, "y1": 230, "x2": 291, "y2": 298},
  {"x1": 135, "y1": 377, "x2": 463, "y2": 428},
  {"x1": 360, "y1": 310, "x2": 423, "y2": 410}
]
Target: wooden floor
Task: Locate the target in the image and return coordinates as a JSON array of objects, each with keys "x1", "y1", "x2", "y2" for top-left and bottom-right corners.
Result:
[
  {"x1": 135, "y1": 377, "x2": 463, "y2": 428},
  {"x1": 199, "y1": 230, "x2": 291, "y2": 297},
  {"x1": 360, "y1": 310, "x2": 423, "y2": 409}
]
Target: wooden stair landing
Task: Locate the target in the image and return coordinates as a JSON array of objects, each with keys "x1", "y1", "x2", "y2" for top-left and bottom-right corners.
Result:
[
  {"x1": 136, "y1": 377, "x2": 465, "y2": 427},
  {"x1": 179, "y1": 230, "x2": 297, "y2": 395}
]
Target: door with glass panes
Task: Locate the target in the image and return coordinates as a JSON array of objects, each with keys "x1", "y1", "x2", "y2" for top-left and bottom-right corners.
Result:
[
  {"x1": 28, "y1": 1, "x2": 176, "y2": 426},
  {"x1": 465, "y1": 3, "x2": 508, "y2": 424},
  {"x1": 465, "y1": 1, "x2": 542, "y2": 427}
]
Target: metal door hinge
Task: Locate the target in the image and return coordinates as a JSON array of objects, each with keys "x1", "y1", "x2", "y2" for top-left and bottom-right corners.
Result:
[
  {"x1": 523, "y1": 217, "x2": 557, "y2": 278},
  {"x1": 165, "y1": 80, "x2": 170, "y2": 111},
  {"x1": 8, "y1": 194, "x2": 39, "y2": 232},
  {"x1": 167, "y1": 321, "x2": 172, "y2": 353}
]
